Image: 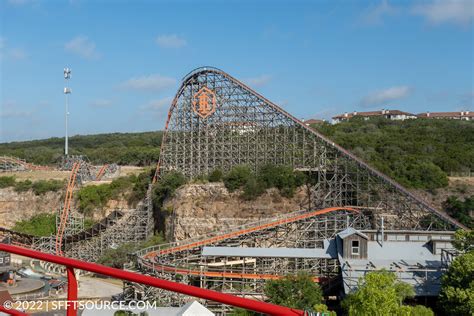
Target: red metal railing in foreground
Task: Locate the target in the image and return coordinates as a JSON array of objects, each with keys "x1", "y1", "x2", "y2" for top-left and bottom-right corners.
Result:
[{"x1": 0, "y1": 244, "x2": 304, "y2": 316}]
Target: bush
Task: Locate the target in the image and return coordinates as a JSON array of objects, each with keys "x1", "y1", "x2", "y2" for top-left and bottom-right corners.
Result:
[
  {"x1": 208, "y1": 169, "x2": 224, "y2": 182},
  {"x1": 14, "y1": 180, "x2": 33, "y2": 193},
  {"x1": 439, "y1": 251, "x2": 474, "y2": 315},
  {"x1": 443, "y1": 196, "x2": 474, "y2": 229},
  {"x1": 98, "y1": 233, "x2": 166, "y2": 269},
  {"x1": 241, "y1": 176, "x2": 265, "y2": 200},
  {"x1": 12, "y1": 213, "x2": 56, "y2": 236},
  {"x1": 222, "y1": 165, "x2": 307, "y2": 200},
  {"x1": 265, "y1": 272, "x2": 323, "y2": 310},
  {"x1": 152, "y1": 171, "x2": 186, "y2": 205},
  {"x1": 76, "y1": 184, "x2": 112, "y2": 216},
  {"x1": 341, "y1": 270, "x2": 434, "y2": 316},
  {"x1": 223, "y1": 165, "x2": 253, "y2": 192},
  {"x1": 0, "y1": 176, "x2": 15, "y2": 188},
  {"x1": 31, "y1": 179, "x2": 64, "y2": 195},
  {"x1": 128, "y1": 169, "x2": 154, "y2": 205}
]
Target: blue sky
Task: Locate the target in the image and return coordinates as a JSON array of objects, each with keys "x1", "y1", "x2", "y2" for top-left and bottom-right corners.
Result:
[{"x1": 0, "y1": 0, "x2": 473, "y2": 142}]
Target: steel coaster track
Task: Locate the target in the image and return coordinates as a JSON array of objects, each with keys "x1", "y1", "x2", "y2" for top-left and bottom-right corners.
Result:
[{"x1": 138, "y1": 207, "x2": 358, "y2": 280}]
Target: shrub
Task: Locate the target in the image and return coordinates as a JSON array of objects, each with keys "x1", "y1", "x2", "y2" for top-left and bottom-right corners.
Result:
[
  {"x1": 443, "y1": 196, "x2": 474, "y2": 229},
  {"x1": 0, "y1": 176, "x2": 15, "y2": 188},
  {"x1": 128, "y1": 168, "x2": 154, "y2": 205},
  {"x1": 14, "y1": 180, "x2": 33, "y2": 193},
  {"x1": 241, "y1": 177, "x2": 265, "y2": 200},
  {"x1": 31, "y1": 179, "x2": 64, "y2": 195},
  {"x1": 439, "y1": 251, "x2": 474, "y2": 315},
  {"x1": 12, "y1": 213, "x2": 56, "y2": 236},
  {"x1": 264, "y1": 272, "x2": 323, "y2": 310},
  {"x1": 223, "y1": 165, "x2": 253, "y2": 192},
  {"x1": 152, "y1": 171, "x2": 186, "y2": 205},
  {"x1": 76, "y1": 184, "x2": 112, "y2": 216},
  {"x1": 208, "y1": 169, "x2": 224, "y2": 182},
  {"x1": 223, "y1": 164, "x2": 307, "y2": 199}
]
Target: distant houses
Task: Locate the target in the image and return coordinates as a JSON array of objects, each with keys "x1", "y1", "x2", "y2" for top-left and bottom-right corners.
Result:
[
  {"x1": 416, "y1": 111, "x2": 472, "y2": 120},
  {"x1": 332, "y1": 109, "x2": 416, "y2": 124},
  {"x1": 325, "y1": 109, "x2": 473, "y2": 124},
  {"x1": 302, "y1": 118, "x2": 326, "y2": 126}
]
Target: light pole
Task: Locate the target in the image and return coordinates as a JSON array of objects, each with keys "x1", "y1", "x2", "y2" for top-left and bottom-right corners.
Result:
[{"x1": 64, "y1": 68, "x2": 72, "y2": 156}]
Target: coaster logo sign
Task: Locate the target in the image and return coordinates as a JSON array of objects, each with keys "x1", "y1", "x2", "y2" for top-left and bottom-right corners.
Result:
[{"x1": 192, "y1": 86, "x2": 217, "y2": 119}]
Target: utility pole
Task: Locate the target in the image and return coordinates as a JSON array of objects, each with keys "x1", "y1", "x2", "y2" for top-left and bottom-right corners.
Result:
[{"x1": 64, "y1": 68, "x2": 72, "y2": 156}]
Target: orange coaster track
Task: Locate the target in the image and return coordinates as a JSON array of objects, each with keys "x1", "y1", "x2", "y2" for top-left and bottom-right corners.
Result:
[
  {"x1": 95, "y1": 164, "x2": 108, "y2": 181},
  {"x1": 141, "y1": 207, "x2": 358, "y2": 281},
  {"x1": 55, "y1": 162, "x2": 81, "y2": 255}
]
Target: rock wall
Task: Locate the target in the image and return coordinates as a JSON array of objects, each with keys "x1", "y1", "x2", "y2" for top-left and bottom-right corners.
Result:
[
  {"x1": 0, "y1": 188, "x2": 62, "y2": 229},
  {"x1": 162, "y1": 183, "x2": 310, "y2": 241},
  {"x1": 0, "y1": 187, "x2": 130, "y2": 229}
]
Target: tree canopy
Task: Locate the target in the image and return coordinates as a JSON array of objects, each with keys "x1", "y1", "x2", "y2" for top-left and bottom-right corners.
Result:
[
  {"x1": 438, "y1": 230, "x2": 474, "y2": 315},
  {"x1": 342, "y1": 270, "x2": 433, "y2": 316},
  {"x1": 313, "y1": 118, "x2": 474, "y2": 190}
]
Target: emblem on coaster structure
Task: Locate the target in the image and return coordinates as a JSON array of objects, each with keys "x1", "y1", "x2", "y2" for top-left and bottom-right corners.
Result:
[{"x1": 192, "y1": 87, "x2": 217, "y2": 119}]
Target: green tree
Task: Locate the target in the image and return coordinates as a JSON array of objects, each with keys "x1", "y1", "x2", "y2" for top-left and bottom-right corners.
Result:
[
  {"x1": 452, "y1": 230, "x2": 474, "y2": 252},
  {"x1": 264, "y1": 272, "x2": 323, "y2": 311},
  {"x1": 342, "y1": 270, "x2": 433, "y2": 316},
  {"x1": 223, "y1": 165, "x2": 253, "y2": 192},
  {"x1": 443, "y1": 196, "x2": 474, "y2": 229},
  {"x1": 439, "y1": 251, "x2": 474, "y2": 315},
  {"x1": 313, "y1": 118, "x2": 474, "y2": 190}
]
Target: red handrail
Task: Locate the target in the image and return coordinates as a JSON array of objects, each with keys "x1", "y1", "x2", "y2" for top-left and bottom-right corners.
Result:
[{"x1": 0, "y1": 244, "x2": 304, "y2": 316}]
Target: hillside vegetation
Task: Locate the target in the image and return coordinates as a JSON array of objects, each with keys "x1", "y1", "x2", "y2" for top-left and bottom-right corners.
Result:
[
  {"x1": 0, "y1": 131, "x2": 162, "y2": 166},
  {"x1": 1, "y1": 119, "x2": 472, "y2": 191},
  {"x1": 313, "y1": 118, "x2": 474, "y2": 190}
]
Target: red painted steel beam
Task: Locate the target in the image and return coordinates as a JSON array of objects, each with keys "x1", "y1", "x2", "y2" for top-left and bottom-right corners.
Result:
[
  {"x1": 66, "y1": 267, "x2": 78, "y2": 316},
  {"x1": 0, "y1": 244, "x2": 304, "y2": 316},
  {"x1": 0, "y1": 306, "x2": 28, "y2": 316}
]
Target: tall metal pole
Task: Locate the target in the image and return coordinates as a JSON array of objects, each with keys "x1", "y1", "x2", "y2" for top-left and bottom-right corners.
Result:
[
  {"x1": 64, "y1": 68, "x2": 71, "y2": 156},
  {"x1": 65, "y1": 92, "x2": 69, "y2": 156}
]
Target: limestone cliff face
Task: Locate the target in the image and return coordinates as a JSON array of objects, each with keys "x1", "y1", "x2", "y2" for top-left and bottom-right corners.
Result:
[
  {"x1": 0, "y1": 187, "x2": 130, "y2": 229},
  {"x1": 0, "y1": 188, "x2": 62, "y2": 229},
  {"x1": 162, "y1": 183, "x2": 310, "y2": 241}
]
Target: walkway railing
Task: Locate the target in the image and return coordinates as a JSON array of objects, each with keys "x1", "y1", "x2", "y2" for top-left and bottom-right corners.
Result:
[{"x1": 0, "y1": 244, "x2": 304, "y2": 316}]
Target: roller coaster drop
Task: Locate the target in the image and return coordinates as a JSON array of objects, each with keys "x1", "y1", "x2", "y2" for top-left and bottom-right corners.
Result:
[{"x1": 0, "y1": 67, "x2": 465, "y2": 315}]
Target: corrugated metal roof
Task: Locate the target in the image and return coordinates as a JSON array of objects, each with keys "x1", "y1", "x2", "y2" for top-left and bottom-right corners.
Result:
[
  {"x1": 202, "y1": 241, "x2": 338, "y2": 259},
  {"x1": 337, "y1": 227, "x2": 368, "y2": 240}
]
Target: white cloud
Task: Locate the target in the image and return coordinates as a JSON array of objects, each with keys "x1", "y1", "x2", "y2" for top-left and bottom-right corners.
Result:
[
  {"x1": 361, "y1": 86, "x2": 412, "y2": 106},
  {"x1": 412, "y1": 0, "x2": 474, "y2": 26},
  {"x1": 156, "y1": 34, "x2": 187, "y2": 48},
  {"x1": 65, "y1": 36, "x2": 100, "y2": 59},
  {"x1": 120, "y1": 74, "x2": 176, "y2": 92},
  {"x1": 359, "y1": 0, "x2": 397, "y2": 25},
  {"x1": 244, "y1": 75, "x2": 272, "y2": 88},
  {"x1": 89, "y1": 99, "x2": 113, "y2": 108},
  {"x1": 143, "y1": 97, "x2": 173, "y2": 110}
]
